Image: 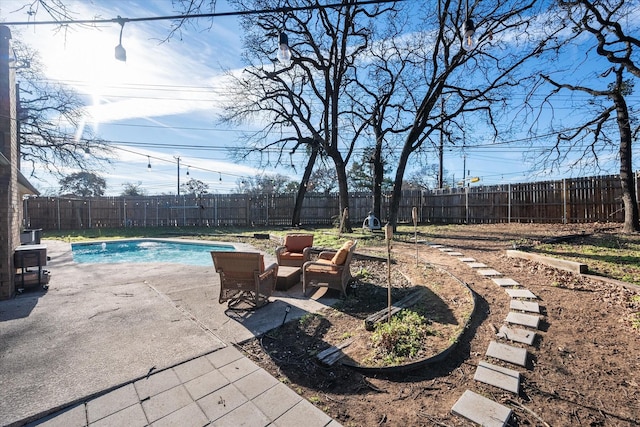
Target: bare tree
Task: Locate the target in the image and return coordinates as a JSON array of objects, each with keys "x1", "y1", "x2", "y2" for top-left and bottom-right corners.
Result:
[
  {"x1": 382, "y1": 0, "x2": 566, "y2": 229},
  {"x1": 535, "y1": 0, "x2": 639, "y2": 233},
  {"x1": 347, "y1": 11, "x2": 416, "y2": 223},
  {"x1": 14, "y1": 39, "x2": 112, "y2": 178},
  {"x1": 220, "y1": 0, "x2": 395, "y2": 231}
]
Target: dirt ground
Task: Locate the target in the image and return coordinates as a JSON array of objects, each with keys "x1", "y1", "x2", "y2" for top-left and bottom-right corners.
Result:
[{"x1": 238, "y1": 223, "x2": 640, "y2": 427}]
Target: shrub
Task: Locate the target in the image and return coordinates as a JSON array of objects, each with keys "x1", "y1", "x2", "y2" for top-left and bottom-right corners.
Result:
[{"x1": 371, "y1": 310, "x2": 433, "y2": 364}]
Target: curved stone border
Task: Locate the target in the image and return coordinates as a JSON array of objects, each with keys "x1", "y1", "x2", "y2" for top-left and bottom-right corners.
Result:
[{"x1": 341, "y1": 259, "x2": 478, "y2": 374}]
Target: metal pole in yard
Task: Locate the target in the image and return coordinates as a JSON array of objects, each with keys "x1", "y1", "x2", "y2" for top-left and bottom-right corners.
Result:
[
  {"x1": 508, "y1": 183, "x2": 511, "y2": 223},
  {"x1": 563, "y1": 179, "x2": 567, "y2": 224},
  {"x1": 412, "y1": 206, "x2": 418, "y2": 267},
  {"x1": 385, "y1": 223, "x2": 393, "y2": 323}
]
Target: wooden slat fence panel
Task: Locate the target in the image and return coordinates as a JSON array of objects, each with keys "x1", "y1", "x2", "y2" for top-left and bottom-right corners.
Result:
[{"x1": 23, "y1": 174, "x2": 639, "y2": 230}]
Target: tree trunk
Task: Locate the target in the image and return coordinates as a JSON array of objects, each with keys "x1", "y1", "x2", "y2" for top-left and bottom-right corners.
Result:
[
  {"x1": 388, "y1": 136, "x2": 415, "y2": 230},
  {"x1": 292, "y1": 147, "x2": 319, "y2": 226},
  {"x1": 333, "y1": 157, "x2": 352, "y2": 233},
  {"x1": 372, "y1": 128, "x2": 384, "y2": 222},
  {"x1": 613, "y1": 91, "x2": 640, "y2": 233}
]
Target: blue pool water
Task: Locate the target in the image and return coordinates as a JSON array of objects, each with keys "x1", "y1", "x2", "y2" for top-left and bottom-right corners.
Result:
[{"x1": 71, "y1": 240, "x2": 235, "y2": 266}]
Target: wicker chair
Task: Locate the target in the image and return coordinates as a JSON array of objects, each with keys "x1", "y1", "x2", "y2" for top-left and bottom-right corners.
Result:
[
  {"x1": 275, "y1": 234, "x2": 314, "y2": 267},
  {"x1": 302, "y1": 240, "x2": 357, "y2": 297},
  {"x1": 211, "y1": 251, "x2": 278, "y2": 309}
]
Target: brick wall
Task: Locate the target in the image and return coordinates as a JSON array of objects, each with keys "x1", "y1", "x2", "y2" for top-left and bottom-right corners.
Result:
[{"x1": 0, "y1": 26, "x2": 19, "y2": 300}]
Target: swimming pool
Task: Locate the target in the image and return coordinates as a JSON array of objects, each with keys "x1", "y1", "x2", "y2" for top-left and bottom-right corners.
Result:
[{"x1": 71, "y1": 239, "x2": 235, "y2": 266}]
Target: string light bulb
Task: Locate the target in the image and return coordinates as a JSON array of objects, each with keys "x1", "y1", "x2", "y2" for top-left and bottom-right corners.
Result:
[
  {"x1": 147, "y1": 156, "x2": 151, "y2": 171},
  {"x1": 462, "y1": 18, "x2": 476, "y2": 51},
  {"x1": 115, "y1": 16, "x2": 127, "y2": 61},
  {"x1": 277, "y1": 31, "x2": 292, "y2": 65},
  {"x1": 461, "y1": 0, "x2": 475, "y2": 52}
]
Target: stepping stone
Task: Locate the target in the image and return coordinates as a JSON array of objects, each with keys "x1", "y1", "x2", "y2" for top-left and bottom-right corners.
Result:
[
  {"x1": 486, "y1": 341, "x2": 527, "y2": 367},
  {"x1": 446, "y1": 251, "x2": 464, "y2": 256},
  {"x1": 505, "y1": 289, "x2": 537, "y2": 299},
  {"x1": 439, "y1": 247, "x2": 455, "y2": 252},
  {"x1": 430, "y1": 244, "x2": 444, "y2": 248},
  {"x1": 497, "y1": 326, "x2": 536, "y2": 346},
  {"x1": 459, "y1": 257, "x2": 476, "y2": 262},
  {"x1": 478, "y1": 269, "x2": 502, "y2": 277},
  {"x1": 451, "y1": 390, "x2": 513, "y2": 427},
  {"x1": 510, "y1": 300, "x2": 540, "y2": 313},
  {"x1": 474, "y1": 361, "x2": 520, "y2": 394},
  {"x1": 466, "y1": 262, "x2": 488, "y2": 268},
  {"x1": 506, "y1": 312, "x2": 540, "y2": 329},
  {"x1": 492, "y1": 277, "x2": 520, "y2": 287}
]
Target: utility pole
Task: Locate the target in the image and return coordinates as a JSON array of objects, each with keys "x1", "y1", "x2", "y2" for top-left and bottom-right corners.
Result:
[
  {"x1": 174, "y1": 156, "x2": 181, "y2": 195},
  {"x1": 438, "y1": 97, "x2": 444, "y2": 189},
  {"x1": 463, "y1": 154, "x2": 466, "y2": 184}
]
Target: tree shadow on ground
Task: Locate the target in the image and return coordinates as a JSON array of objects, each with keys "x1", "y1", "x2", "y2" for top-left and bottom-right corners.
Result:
[{"x1": 243, "y1": 283, "x2": 484, "y2": 395}]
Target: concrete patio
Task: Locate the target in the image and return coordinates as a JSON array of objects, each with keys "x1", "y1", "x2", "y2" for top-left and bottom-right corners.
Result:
[{"x1": 0, "y1": 239, "x2": 340, "y2": 426}]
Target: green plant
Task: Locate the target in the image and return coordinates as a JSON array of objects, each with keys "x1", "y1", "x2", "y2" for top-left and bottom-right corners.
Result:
[
  {"x1": 298, "y1": 313, "x2": 320, "y2": 327},
  {"x1": 308, "y1": 396, "x2": 321, "y2": 404},
  {"x1": 356, "y1": 267, "x2": 371, "y2": 280},
  {"x1": 370, "y1": 310, "x2": 434, "y2": 364}
]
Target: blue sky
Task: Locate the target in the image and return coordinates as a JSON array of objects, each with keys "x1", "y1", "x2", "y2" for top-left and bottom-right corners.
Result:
[{"x1": 2, "y1": 0, "x2": 639, "y2": 196}]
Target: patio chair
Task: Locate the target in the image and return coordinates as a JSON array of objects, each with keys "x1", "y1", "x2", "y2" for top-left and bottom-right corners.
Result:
[
  {"x1": 211, "y1": 251, "x2": 278, "y2": 310},
  {"x1": 302, "y1": 240, "x2": 357, "y2": 297},
  {"x1": 275, "y1": 234, "x2": 314, "y2": 267}
]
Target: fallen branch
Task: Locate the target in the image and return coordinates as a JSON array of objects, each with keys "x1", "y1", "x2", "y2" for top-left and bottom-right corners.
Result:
[{"x1": 364, "y1": 288, "x2": 427, "y2": 330}]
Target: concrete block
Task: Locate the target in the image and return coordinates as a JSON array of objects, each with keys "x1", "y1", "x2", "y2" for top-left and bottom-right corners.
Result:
[
  {"x1": 272, "y1": 399, "x2": 333, "y2": 427},
  {"x1": 467, "y1": 262, "x2": 488, "y2": 268},
  {"x1": 218, "y1": 357, "x2": 260, "y2": 383},
  {"x1": 486, "y1": 340, "x2": 527, "y2": 367},
  {"x1": 474, "y1": 361, "x2": 520, "y2": 394},
  {"x1": 459, "y1": 257, "x2": 476, "y2": 262},
  {"x1": 142, "y1": 385, "x2": 193, "y2": 423},
  {"x1": 214, "y1": 401, "x2": 271, "y2": 427},
  {"x1": 492, "y1": 277, "x2": 520, "y2": 287},
  {"x1": 207, "y1": 346, "x2": 244, "y2": 368},
  {"x1": 87, "y1": 384, "x2": 139, "y2": 424},
  {"x1": 506, "y1": 250, "x2": 588, "y2": 274},
  {"x1": 234, "y1": 369, "x2": 280, "y2": 400},
  {"x1": 150, "y1": 402, "x2": 208, "y2": 427},
  {"x1": 252, "y1": 383, "x2": 302, "y2": 422},
  {"x1": 505, "y1": 289, "x2": 537, "y2": 299},
  {"x1": 478, "y1": 269, "x2": 502, "y2": 277},
  {"x1": 446, "y1": 251, "x2": 464, "y2": 256},
  {"x1": 510, "y1": 300, "x2": 540, "y2": 313},
  {"x1": 497, "y1": 326, "x2": 536, "y2": 346},
  {"x1": 506, "y1": 312, "x2": 540, "y2": 329},
  {"x1": 451, "y1": 390, "x2": 513, "y2": 427}
]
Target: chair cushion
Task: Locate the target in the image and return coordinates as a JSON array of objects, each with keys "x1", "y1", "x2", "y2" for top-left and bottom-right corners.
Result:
[
  {"x1": 306, "y1": 262, "x2": 339, "y2": 273},
  {"x1": 281, "y1": 251, "x2": 304, "y2": 261},
  {"x1": 284, "y1": 234, "x2": 314, "y2": 252},
  {"x1": 331, "y1": 240, "x2": 354, "y2": 265}
]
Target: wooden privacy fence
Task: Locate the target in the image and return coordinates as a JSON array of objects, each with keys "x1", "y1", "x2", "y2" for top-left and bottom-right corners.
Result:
[{"x1": 23, "y1": 174, "x2": 639, "y2": 231}]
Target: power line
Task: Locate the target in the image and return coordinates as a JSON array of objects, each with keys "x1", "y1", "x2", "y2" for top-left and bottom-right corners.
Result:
[{"x1": 3, "y1": 0, "x2": 405, "y2": 26}]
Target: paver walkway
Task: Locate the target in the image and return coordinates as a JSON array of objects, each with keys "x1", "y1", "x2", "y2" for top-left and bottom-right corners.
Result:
[
  {"x1": 432, "y1": 244, "x2": 544, "y2": 426},
  {"x1": 29, "y1": 346, "x2": 340, "y2": 427}
]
